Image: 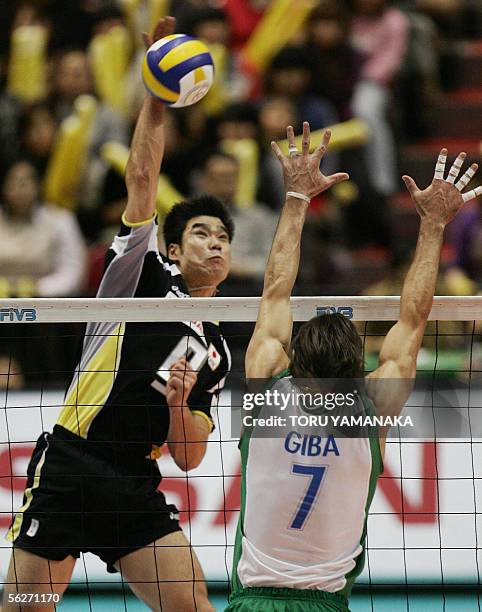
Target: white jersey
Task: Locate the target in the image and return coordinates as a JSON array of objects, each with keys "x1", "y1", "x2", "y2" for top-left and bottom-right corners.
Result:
[{"x1": 231, "y1": 372, "x2": 383, "y2": 598}]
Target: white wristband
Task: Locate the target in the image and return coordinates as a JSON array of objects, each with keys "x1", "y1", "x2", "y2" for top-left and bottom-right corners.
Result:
[{"x1": 286, "y1": 191, "x2": 311, "y2": 203}]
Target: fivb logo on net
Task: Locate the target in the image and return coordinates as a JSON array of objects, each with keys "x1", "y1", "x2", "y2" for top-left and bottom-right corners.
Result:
[
  {"x1": 316, "y1": 306, "x2": 353, "y2": 319},
  {"x1": 0, "y1": 308, "x2": 37, "y2": 322}
]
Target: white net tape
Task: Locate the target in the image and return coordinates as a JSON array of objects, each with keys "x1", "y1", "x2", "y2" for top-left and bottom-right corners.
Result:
[{"x1": 1, "y1": 295, "x2": 482, "y2": 322}]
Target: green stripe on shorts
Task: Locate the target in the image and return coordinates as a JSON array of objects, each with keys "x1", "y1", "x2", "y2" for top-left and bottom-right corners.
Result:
[{"x1": 225, "y1": 587, "x2": 350, "y2": 612}]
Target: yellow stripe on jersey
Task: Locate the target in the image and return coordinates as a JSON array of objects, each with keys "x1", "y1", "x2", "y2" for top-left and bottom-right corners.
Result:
[
  {"x1": 7, "y1": 436, "x2": 49, "y2": 542},
  {"x1": 142, "y1": 56, "x2": 178, "y2": 102},
  {"x1": 192, "y1": 410, "x2": 214, "y2": 433},
  {"x1": 159, "y1": 40, "x2": 209, "y2": 71},
  {"x1": 121, "y1": 212, "x2": 156, "y2": 227},
  {"x1": 57, "y1": 322, "x2": 125, "y2": 438}
]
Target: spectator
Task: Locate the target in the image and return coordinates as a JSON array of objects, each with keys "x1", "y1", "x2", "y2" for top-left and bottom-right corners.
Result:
[
  {"x1": 47, "y1": 0, "x2": 122, "y2": 51},
  {"x1": 197, "y1": 150, "x2": 277, "y2": 293},
  {"x1": 265, "y1": 46, "x2": 338, "y2": 131},
  {"x1": 349, "y1": 0, "x2": 409, "y2": 195},
  {"x1": 162, "y1": 109, "x2": 213, "y2": 195},
  {"x1": 47, "y1": 46, "x2": 129, "y2": 214},
  {"x1": 217, "y1": 102, "x2": 259, "y2": 141},
  {"x1": 20, "y1": 102, "x2": 59, "y2": 174},
  {"x1": 0, "y1": 93, "x2": 22, "y2": 169},
  {"x1": 0, "y1": 158, "x2": 87, "y2": 388},
  {"x1": 394, "y1": 2, "x2": 439, "y2": 139},
  {"x1": 183, "y1": 7, "x2": 230, "y2": 46},
  {"x1": 0, "y1": 159, "x2": 86, "y2": 298},
  {"x1": 257, "y1": 96, "x2": 299, "y2": 209},
  {"x1": 305, "y1": 0, "x2": 362, "y2": 121},
  {"x1": 224, "y1": 0, "x2": 268, "y2": 50},
  {"x1": 49, "y1": 48, "x2": 128, "y2": 152}
]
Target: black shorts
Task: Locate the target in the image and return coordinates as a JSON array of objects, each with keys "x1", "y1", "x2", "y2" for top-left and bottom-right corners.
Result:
[{"x1": 7, "y1": 425, "x2": 181, "y2": 572}]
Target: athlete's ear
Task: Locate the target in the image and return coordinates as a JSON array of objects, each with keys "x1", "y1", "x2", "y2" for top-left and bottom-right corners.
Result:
[{"x1": 168, "y1": 243, "x2": 181, "y2": 262}]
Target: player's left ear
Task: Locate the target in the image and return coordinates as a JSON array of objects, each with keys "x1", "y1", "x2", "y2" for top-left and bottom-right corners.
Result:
[{"x1": 168, "y1": 243, "x2": 181, "y2": 262}]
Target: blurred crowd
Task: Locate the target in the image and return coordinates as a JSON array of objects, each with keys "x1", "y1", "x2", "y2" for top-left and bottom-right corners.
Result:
[{"x1": 1, "y1": 0, "x2": 482, "y2": 385}]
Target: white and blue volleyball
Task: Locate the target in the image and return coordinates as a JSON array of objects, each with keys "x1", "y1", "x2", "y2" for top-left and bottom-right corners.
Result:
[{"x1": 142, "y1": 34, "x2": 214, "y2": 108}]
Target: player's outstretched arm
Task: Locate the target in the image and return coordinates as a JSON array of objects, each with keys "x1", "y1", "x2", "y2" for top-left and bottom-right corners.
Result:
[
  {"x1": 246, "y1": 122, "x2": 349, "y2": 379},
  {"x1": 369, "y1": 150, "x2": 482, "y2": 409},
  {"x1": 124, "y1": 17, "x2": 175, "y2": 224}
]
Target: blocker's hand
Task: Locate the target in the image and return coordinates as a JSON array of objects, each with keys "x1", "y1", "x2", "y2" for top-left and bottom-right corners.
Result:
[
  {"x1": 142, "y1": 15, "x2": 176, "y2": 49},
  {"x1": 271, "y1": 122, "x2": 349, "y2": 200},
  {"x1": 166, "y1": 358, "x2": 198, "y2": 409},
  {"x1": 403, "y1": 149, "x2": 482, "y2": 227}
]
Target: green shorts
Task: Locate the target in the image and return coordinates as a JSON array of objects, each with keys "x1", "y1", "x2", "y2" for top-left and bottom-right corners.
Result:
[{"x1": 225, "y1": 587, "x2": 350, "y2": 612}]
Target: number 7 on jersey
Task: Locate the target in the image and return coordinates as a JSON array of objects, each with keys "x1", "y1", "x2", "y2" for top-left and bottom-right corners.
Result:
[{"x1": 289, "y1": 464, "x2": 328, "y2": 530}]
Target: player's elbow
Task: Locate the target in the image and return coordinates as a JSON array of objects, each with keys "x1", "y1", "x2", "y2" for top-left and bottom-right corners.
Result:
[
  {"x1": 173, "y1": 445, "x2": 206, "y2": 472},
  {"x1": 174, "y1": 454, "x2": 202, "y2": 472}
]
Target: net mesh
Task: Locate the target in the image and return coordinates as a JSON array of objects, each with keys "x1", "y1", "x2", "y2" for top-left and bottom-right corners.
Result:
[{"x1": 0, "y1": 297, "x2": 481, "y2": 611}]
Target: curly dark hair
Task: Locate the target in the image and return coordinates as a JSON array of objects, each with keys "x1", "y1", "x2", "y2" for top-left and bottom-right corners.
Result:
[{"x1": 290, "y1": 313, "x2": 364, "y2": 378}]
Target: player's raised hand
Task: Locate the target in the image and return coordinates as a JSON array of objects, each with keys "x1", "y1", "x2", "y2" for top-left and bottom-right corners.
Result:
[
  {"x1": 402, "y1": 149, "x2": 482, "y2": 226},
  {"x1": 271, "y1": 122, "x2": 349, "y2": 200},
  {"x1": 166, "y1": 358, "x2": 198, "y2": 408},
  {"x1": 142, "y1": 15, "x2": 176, "y2": 49}
]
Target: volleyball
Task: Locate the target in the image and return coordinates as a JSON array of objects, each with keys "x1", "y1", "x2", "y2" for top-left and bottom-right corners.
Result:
[{"x1": 142, "y1": 34, "x2": 214, "y2": 108}]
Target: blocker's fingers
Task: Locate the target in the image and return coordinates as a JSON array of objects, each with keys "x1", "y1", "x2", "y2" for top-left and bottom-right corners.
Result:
[
  {"x1": 402, "y1": 175, "x2": 420, "y2": 196},
  {"x1": 271, "y1": 141, "x2": 286, "y2": 164},
  {"x1": 164, "y1": 15, "x2": 176, "y2": 34},
  {"x1": 314, "y1": 129, "x2": 332, "y2": 160},
  {"x1": 433, "y1": 148, "x2": 448, "y2": 180},
  {"x1": 328, "y1": 172, "x2": 350, "y2": 185},
  {"x1": 153, "y1": 16, "x2": 176, "y2": 42},
  {"x1": 455, "y1": 163, "x2": 478, "y2": 191},
  {"x1": 321, "y1": 129, "x2": 331, "y2": 149},
  {"x1": 462, "y1": 185, "x2": 482, "y2": 203},
  {"x1": 301, "y1": 121, "x2": 310, "y2": 155},
  {"x1": 286, "y1": 125, "x2": 296, "y2": 149},
  {"x1": 142, "y1": 32, "x2": 151, "y2": 49},
  {"x1": 446, "y1": 152, "x2": 466, "y2": 184}
]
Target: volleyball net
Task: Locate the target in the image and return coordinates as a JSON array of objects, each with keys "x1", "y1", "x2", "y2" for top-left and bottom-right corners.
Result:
[{"x1": 0, "y1": 296, "x2": 481, "y2": 609}]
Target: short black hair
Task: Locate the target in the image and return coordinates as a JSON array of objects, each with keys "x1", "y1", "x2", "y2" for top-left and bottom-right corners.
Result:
[
  {"x1": 163, "y1": 195, "x2": 235, "y2": 251},
  {"x1": 290, "y1": 313, "x2": 364, "y2": 378}
]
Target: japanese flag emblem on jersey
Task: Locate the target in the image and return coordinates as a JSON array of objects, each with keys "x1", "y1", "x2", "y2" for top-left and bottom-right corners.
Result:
[{"x1": 207, "y1": 344, "x2": 221, "y2": 371}]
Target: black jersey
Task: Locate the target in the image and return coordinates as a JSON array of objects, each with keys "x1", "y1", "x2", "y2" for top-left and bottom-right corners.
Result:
[{"x1": 57, "y1": 216, "x2": 231, "y2": 459}]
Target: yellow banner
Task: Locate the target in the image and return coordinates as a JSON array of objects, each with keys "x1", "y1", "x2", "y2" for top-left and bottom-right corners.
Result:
[
  {"x1": 242, "y1": 0, "x2": 317, "y2": 71},
  {"x1": 44, "y1": 96, "x2": 97, "y2": 209},
  {"x1": 89, "y1": 26, "x2": 131, "y2": 116},
  {"x1": 8, "y1": 25, "x2": 48, "y2": 102}
]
